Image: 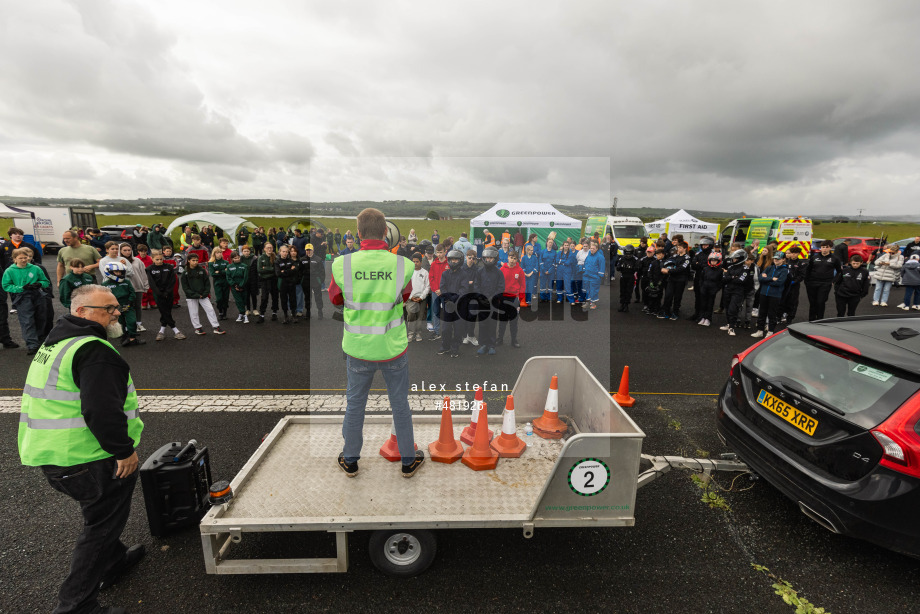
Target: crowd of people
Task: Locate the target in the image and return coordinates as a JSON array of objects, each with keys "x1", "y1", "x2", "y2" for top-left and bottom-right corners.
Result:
[
  {"x1": 3, "y1": 221, "x2": 920, "y2": 354},
  {"x1": 617, "y1": 234, "x2": 920, "y2": 337}
]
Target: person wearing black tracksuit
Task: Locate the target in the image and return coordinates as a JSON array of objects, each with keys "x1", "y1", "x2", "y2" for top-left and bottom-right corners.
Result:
[
  {"x1": 804, "y1": 242, "x2": 841, "y2": 321},
  {"x1": 643, "y1": 251, "x2": 665, "y2": 315},
  {"x1": 720, "y1": 252, "x2": 753, "y2": 335},
  {"x1": 437, "y1": 252, "x2": 465, "y2": 357},
  {"x1": 834, "y1": 258, "x2": 870, "y2": 317},
  {"x1": 274, "y1": 248, "x2": 300, "y2": 324},
  {"x1": 146, "y1": 257, "x2": 180, "y2": 337},
  {"x1": 697, "y1": 254, "x2": 723, "y2": 325},
  {"x1": 689, "y1": 241, "x2": 713, "y2": 321},
  {"x1": 781, "y1": 247, "x2": 807, "y2": 323},
  {"x1": 659, "y1": 245, "x2": 691, "y2": 319},
  {"x1": 303, "y1": 247, "x2": 324, "y2": 319},
  {"x1": 615, "y1": 246, "x2": 638, "y2": 312}
]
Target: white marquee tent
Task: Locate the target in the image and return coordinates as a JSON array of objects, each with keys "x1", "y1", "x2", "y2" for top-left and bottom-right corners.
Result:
[
  {"x1": 645, "y1": 209, "x2": 720, "y2": 244},
  {"x1": 469, "y1": 203, "x2": 583, "y2": 251},
  {"x1": 165, "y1": 212, "x2": 256, "y2": 247}
]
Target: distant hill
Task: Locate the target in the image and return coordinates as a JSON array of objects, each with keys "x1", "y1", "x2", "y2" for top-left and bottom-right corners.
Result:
[{"x1": 1, "y1": 195, "x2": 916, "y2": 223}]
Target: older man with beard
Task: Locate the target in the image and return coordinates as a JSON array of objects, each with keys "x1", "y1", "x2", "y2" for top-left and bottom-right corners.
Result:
[{"x1": 18, "y1": 284, "x2": 144, "y2": 614}]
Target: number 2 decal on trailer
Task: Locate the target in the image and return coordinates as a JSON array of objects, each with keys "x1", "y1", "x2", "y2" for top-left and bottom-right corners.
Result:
[{"x1": 568, "y1": 458, "x2": 611, "y2": 496}]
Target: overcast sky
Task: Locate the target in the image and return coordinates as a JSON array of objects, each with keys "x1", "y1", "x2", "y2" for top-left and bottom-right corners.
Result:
[{"x1": 1, "y1": 0, "x2": 918, "y2": 215}]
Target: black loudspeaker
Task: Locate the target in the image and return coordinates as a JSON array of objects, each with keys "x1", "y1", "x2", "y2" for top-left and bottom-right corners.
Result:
[{"x1": 140, "y1": 440, "x2": 213, "y2": 537}]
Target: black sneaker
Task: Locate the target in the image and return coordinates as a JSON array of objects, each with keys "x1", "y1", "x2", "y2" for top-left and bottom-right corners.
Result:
[
  {"x1": 429, "y1": 333, "x2": 441, "y2": 341},
  {"x1": 195, "y1": 328, "x2": 206, "y2": 335},
  {"x1": 511, "y1": 340, "x2": 521, "y2": 348},
  {"x1": 213, "y1": 327, "x2": 226, "y2": 335},
  {"x1": 2, "y1": 339, "x2": 19, "y2": 349},
  {"x1": 337, "y1": 453, "x2": 358, "y2": 477},
  {"x1": 401, "y1": 450, "x2": 425, "y2": 478},
  {"x1": 99, "y1": 544, "x2": 145, "y2": 590},
  {"x1": 271, "y1": 312, "x2": 278, "y2": 321},
  {"x1": 437, "y1": 348, "x2": 450, "y2": 355}
]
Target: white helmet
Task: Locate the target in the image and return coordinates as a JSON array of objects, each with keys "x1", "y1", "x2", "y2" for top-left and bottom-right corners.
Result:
[{"x1": 103, "y1": 261, "x2": 127, "y2": 282}]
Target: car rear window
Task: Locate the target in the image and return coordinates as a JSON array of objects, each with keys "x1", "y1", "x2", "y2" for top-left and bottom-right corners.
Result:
[
  {"x1": 865, "y1": 239, "x2": 883, "y2": 246},
  {"x1": 747, "y1": 334, "x2": 918, "y2": 426}
]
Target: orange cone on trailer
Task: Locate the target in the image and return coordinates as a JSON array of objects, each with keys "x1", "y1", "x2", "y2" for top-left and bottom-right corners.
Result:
[
  {"x1": 461, "y1": 402, "x2": 499, "y2": 471},
  {"x1": 533, "y1": 374, "x2": 568, "y2": 439},
  {"x1": 379, "y1": 419, "x2": 419, "y2": 462},
  {"x1": 429, "y1": 396, "x2": 464, "y2": 463},
  {"x1": 460, "y1": 387, "x2": 493, "y2": 445},
  {"x1": 491, "y1": 395, "x2": 526, "y2": 458},
  {"x1": 613, "y1": 365, "x2": 636, "y2": 407}
]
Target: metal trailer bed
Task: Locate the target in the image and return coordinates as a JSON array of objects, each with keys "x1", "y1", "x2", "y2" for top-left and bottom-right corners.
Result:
[{"x1": 200, "y1": 356, "x2": 747, "y2": 576}]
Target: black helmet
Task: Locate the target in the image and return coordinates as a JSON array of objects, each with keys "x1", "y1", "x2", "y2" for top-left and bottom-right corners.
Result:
[
  {"x1": 482, "y1": 247, "x2": 499, "y2": 267},
  {"x1": 447, "y1": 249, "x2": 463, "y2": 269},
  {"x1": 623, "y1": 244, "x2": 635, "y2": 256}
]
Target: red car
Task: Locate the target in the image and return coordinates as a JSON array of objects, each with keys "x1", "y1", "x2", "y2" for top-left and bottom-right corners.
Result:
[{"x1": 832, "y1": 237, "x2": 884, "y2": 263}]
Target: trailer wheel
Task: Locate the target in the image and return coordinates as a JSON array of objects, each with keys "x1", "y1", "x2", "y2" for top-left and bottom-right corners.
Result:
[{"x1": 368, "y1": 529, "x2": 436, "y2": 577}]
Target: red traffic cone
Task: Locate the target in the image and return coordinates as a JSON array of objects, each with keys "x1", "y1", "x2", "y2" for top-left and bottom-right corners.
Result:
[
  {"x1": 429, "y1": 396, "x2": 464, "y2": 463},
  {"x1": 460, "y1": 388, "x2": 493, "y2": 445},
  {"x1": 613, "y1": 366, "x2": 635, "y2": 407},
  {"x1": 379, "y1": 419, "x2": 419, "y2": 462},
  {"x1": 491, "y1": 395, "x2": 526, "y2": 458},
  {"x1": 533, "y1": 374, "x2": 568, "y2": 439},
  {"x1": 461, "y1": 402, "x2": 499, "y2": 471}
]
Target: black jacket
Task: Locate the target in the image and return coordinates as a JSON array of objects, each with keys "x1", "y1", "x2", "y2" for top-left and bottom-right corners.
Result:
[
  {"x1": 474, "y1": 264, "x2": 505, "y2": 302},
  {"x1": 616, "y1": 255, "x2": 638, "y2": 275},
  {"x1": 274, "y1": 256, "x2": 300, "y2": 286},
  {"x1": 805, "y1": 253, "x2": 841, "y2": 284},
  {"x1": 787, "y1": 257, "x2": 808, "y2": 283},
  {"x1": 835, "y1": 265, "x2": 870, "y2": 298},
  {"x1": 724, "y1": 262, "x2": 754, "y2": 292},
  {"x1": 698, "y1": 265, "x2": 724, "y2": 291},
  {"x1": 146, "y1": 263, "x2": 176, "y2": 297},
  {"x1": 43, "y1": 315, "x2": 136, "y2": 460},
  {"x1": 662, "y1": 253, "x2": 692, "y2": 282}
]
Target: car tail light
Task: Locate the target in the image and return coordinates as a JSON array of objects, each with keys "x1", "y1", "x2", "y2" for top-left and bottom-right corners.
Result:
[
  {"x1": 806, "y1": 335, "x2": 861, "y2": 357},
  {"x1": 872, "y1": 391, "x2": 920, "y2": 479}
]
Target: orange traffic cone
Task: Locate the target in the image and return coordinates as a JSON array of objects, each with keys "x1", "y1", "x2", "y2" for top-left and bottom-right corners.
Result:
[
  {"x1": 613, "y1": 366, "x2": 636, "y2": 407},
  {"x1": 379, "y1": 419, "x2": 419, "y2": 462},
  {"x1": 429, "y1": 396, "x2": 464, "y2": 463},
  {"x1": 462, "y1": 403, "x2": 499, "y2": 470},
  {"x1": 533, "y1": 374, "x2": 568, "y2": 439},
  {"x1": 491, "y1": 395, "x2": 526, "y2": 458},
  {"x1": 460, "y1": 388, "x2": 493, "y2": 445}
]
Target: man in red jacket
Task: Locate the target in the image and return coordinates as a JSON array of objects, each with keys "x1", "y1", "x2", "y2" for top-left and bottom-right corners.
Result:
[
  {"x1": 428, "y1": 244, "x2": 450, "y2": 340},
  {"x1": 497, "y1": 251, "x2": 524, "y2": 347}
]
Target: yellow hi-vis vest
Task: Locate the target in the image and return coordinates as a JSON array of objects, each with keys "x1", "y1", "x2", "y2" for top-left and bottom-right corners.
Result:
[
  {"x1": 332, "y1": 250, "x2": 413, "y2": 361},
  {"x1": 19, "y1": 335, "x2": 142, "y2": 467}
]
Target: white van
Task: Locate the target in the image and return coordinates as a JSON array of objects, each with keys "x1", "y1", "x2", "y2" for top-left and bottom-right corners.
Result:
[{"x1": 584, "y1": 215, "x2": 649, "y2": 249}]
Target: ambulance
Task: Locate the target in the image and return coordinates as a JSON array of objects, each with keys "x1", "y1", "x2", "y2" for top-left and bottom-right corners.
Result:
[
  {"x1": 584, "y1": 215, "x2": 649, "y2": 249},
  {"x1": 720, "y1": 217, "x2": 812, "y2": 258}
]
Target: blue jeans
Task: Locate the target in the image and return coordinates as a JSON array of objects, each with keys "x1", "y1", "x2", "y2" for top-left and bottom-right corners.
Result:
[
  {"x1": 905, "y1": 286, "x2": 920, "y2": 307},
  {"x1": 295, "y1": 285, "x2": 304, "y2": 313},
  {"x1": 431, "y1": 294, "x2": 442, "y2": 334},
  {"x1": 343, "y1": 353, "x2": 416, "y2": 465},
  {"x1": 873, "y1": 281, "x2": 893, "y2": 304}
]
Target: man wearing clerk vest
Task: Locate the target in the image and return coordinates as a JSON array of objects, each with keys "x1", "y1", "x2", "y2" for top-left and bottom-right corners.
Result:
[
  {"x1": 329, "y1": 208, "x2": 425, "y2": 478},
  {"x1": 19, "y1": 284, "x2": 144, "y2": 614}
]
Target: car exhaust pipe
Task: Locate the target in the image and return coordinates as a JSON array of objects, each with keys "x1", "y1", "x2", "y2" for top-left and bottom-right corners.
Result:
[{"x1": 798, "y1": 501, "x2": 841, "y2": 534}]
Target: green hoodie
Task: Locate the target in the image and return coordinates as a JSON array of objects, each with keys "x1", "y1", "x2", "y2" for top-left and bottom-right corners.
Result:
[
  {"x1": 181, "y1": 265, "x2": 211, "y2": 299},
  {"x1": 209, "y1": 259, "x2": 229, "y2": 286},
  {"x1": 1, "y1": 263, "x2": 50, "y2": 294},
  {"x1": 59, "y1": 272, "x2": 96, "y2": 308}
]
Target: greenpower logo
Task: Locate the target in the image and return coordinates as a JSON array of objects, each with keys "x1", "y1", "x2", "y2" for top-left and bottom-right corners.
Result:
[
  {"x1": 483, "y1": 221, "x2": 490, "y2": 226},
  {"x1": 517, "y1": 221, "x2": 522, "y2": 226},
  {"x1": 496, "y1": 209, "x2": 510, "y2": 218},
  {"x1": 549, "y1": 221, "x2": 555, "y2": 227}
]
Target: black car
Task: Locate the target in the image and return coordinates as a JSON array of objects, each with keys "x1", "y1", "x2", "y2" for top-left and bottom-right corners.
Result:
[{"x1": 717, "y1": 314, "x2": 920, "y2": 558}]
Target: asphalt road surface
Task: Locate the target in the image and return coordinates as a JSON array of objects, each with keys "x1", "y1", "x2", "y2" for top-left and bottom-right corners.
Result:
[{"x1": 2, "y1": 285, "x2": 919, "y2": 613}]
